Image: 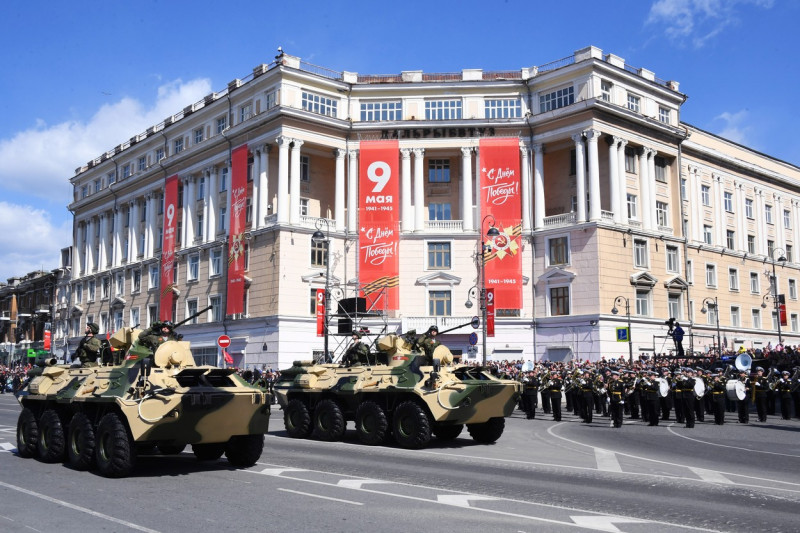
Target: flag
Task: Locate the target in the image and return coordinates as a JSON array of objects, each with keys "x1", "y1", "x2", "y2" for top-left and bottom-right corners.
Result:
[{"x1": 223, "y1": 349, "x2": 233, "y2": 364}]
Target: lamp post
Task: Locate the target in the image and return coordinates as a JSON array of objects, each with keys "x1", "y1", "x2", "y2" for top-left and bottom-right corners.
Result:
[
  {"x1": 311, "y1": 219, "x2": 331, "y2": 360},
  {"x1": 700, "y1": 296, "x2": 721, "y2": 355},
  {"x1": 476, "y1": 215, "x2": 501, "y2": 365},
  {"x1": 765, "y1": 247, "x2": 787, "y2": 346},
  {"x1": 611, "y1": 296, "x2": 632, "y2": 364}
]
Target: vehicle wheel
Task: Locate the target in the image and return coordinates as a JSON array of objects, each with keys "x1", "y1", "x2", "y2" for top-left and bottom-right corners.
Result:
[
  {"x1": 225, "y1": 434, "x2": 264, "y2": 467},
  {"x1": 392, "y1": 401, "x2": 432, "y2": 449},
  {"x1": 157, "y1": 443, "x2": 186, "y2": 455},
  {"x1": 16, "y1": 408, "x2": 39, "y2": 458},
  {"x1": 37, "y1": 409, "x2": 66, "y2": 463},
  {"x1": 355, "y1": 401, "x2": 388, "y2": 445},
  {"x1": 433, "y1": 423, "x2": 463, "y2": 441},
  {"x1": 192, "y1": 443, "x2": 226, "y2": 461},
  {"x1": 467, "y1": 417, "x2": 505, "y2": 444},
  {"x1": 95, "y1": 412, "x2": 135, "y2": 478},
  {"x1": 284, "y1": 399, "x2": 312, "y2": 438},
  {"x1": 66, "y1": 413, "x2": 95, "y2": 470},
  {"x1": 312, "y1": 399, "x2": 346, "y2": 442}
]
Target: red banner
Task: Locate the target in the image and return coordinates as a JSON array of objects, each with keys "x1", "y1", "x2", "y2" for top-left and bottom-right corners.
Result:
[
  {"x1": 159, "y1": 174, "x2": 179, "y2": 320},
  {"x1": 226, "y1": 145, "x2": 249, "y2": 315},
  {"x1": 359, "y1": 140, "x2": 400, "y2": 310},
  {"x1": 43, "y1": 330, "x2": 51, "y2": 351},
  {"x1": 316, "y1": 289, "x2": 325, "y2": 336},
  {"x1": 479, "y1": 138, "x2": 522, "y2": 309},
  {"x1": 486, "y1": 288, "x2": 495, "y2": 337},
  {"x1": 780, "y1": 303, "x2": 787, "y2": 327}
]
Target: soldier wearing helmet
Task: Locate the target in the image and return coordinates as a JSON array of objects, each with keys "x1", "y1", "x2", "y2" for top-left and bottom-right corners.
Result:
[
  {"x1": 419, "y1": 325, "x2": 441, "y2": 360},
  {"x1": 138, "y1": 320, "x2": 180, "y2": 351},
  {"x1": 342, "y1": 331, "x2": 369, "y2": 367},
  {"x1": 73, "y1": 322, "x2": 103, "y2": 367}
]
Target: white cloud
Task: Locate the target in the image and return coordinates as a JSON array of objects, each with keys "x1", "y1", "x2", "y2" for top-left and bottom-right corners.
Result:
[
  {"x1": 0, "y1": 202, "x2": 72, "y2": 282},
  {"x1": 712, "y1": 109, "x2": 751, "y2": 145},
  {"x1": 0, "y1": 78, "x2": 213, "y2": 202},
  {"x1": 646, "y1": 0, "x2": 774, "y2": 48}
]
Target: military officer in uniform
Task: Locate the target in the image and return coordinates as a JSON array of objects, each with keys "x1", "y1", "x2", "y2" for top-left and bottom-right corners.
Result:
[
  {"x1": 672, "y1": 368, "x2": 685, "y2": 424},
  {"x1": 138, "y1": 321, "x2": 179, "y2": 351},
  {"x1": 682, "y1": 368, "x2": 697, "y2": 428},
  {"x1": 73, "y1": 322, "x2": 103, "y2": 367},
  {"x1": 709, "y1": 372, "x2": 727, "y2": 425},
  {"x1": 419, "y1": 325, "x2": 441, "y2": 361},
  {"x1": 342, "y1": 331, "x2": 369, "y2": 366},
  {"x1": 549, "y1": 371, "x2": 564, "y2": 421},
  {"x1": 607, "y1": 371, "x2": 625, "y2": 428},
  {"x1": 643, "y1": 370, "x2": 661, "y2": 426},
  {"x1": 521, "y1": 371, "x2": 540, "y2": 419},
  {"x1": 737, "y1": 370, "x2": 751, "y2": 423},
  {"x1": 752, "y1": 367, "x2": 769, "y2": 422},
  {"x1": 776, "y1": 371, "x2": 794, "y2": 420},
  {"x1": 578, "y1": 369, "x2": 595, "y2": 423}
]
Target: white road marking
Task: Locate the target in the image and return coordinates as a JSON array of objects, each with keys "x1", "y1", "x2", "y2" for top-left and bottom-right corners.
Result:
[
  {"x1": 666, "y1": 425, "x2": 800, "y2": 458},
  {"x1": 688, "y1": 467, "x2": 733, "y2": 485},
  {"x1": 437, "y1": 494, "x2": 498, "y2": 507},
  {"x1": 277, "y1": 488, "x2": 363, "y2": 505},
  {"x1": 0, "y1": 442, "x2": 15, "y2": 452},
  {"x1": 570, "y1": 515, "x2": 648, "y2": 533},
  {"x1": 0, "y1": 480, "x2": 160, "y2": 533},
  {"x1": 259, "y1": 467, "x2": 306, "y2": 476},
  {"x1": 337, "y1": 479, "x2": 387, "y2": 489},
  {"x1": 594, "y1": 448, "x2": 622, "y2": 472}
]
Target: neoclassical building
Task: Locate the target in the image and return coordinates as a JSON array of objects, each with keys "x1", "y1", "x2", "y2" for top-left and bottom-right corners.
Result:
[{"x1": 61, "y1": 46, "x2": 800, "y2": 368}]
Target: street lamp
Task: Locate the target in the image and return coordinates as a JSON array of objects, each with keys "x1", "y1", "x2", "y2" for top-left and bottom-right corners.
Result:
[
  {"x1": 311, "y1": 218, "x2": 331, "y2": 361},
  {"x1": 478, "y1": 215, "x2": 501, "y2": 365},
  {"x1": 763, "y1": 247, "x2": 787, "y2": 346},
  {"x1": 611, "y1": 296, "x2": 633, "y2": 364},
  {"x1": 700, "y1": 296, "x2": 721, "y2": 355}
]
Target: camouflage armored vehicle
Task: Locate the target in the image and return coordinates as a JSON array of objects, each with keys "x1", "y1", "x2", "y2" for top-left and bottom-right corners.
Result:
[
  {"x1": 274, "y1": 328, "x2": 521, "y2": 449},
  {"x1": 15, "y1": 320, "x2": 270, "y2": 478}
]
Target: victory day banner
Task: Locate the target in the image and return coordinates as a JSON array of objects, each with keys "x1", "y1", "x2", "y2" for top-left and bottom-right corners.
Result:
[
  {"x1": 316, "y1": 289, "x2": 326, "y2": 336},
  {"x1": 159, "y1": 174, "x2": 179, "y2": 320},
  {"x1": 479, "y1": 138, "x2": 522, "y2": 309},
  {"x1": 226, "y1": 144, "x2": 249, "y2": 315},
  {"x1": 359, "y1": 140, "x2": 400, "y2": 310}
]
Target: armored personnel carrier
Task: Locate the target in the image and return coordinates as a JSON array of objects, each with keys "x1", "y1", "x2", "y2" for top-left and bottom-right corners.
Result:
[
  {"x1": 274, "y1": 328, "x2": 521, "y2": 449},
  {"x1": 15, "y1": 319, "x2": 270, "y2": 478}
]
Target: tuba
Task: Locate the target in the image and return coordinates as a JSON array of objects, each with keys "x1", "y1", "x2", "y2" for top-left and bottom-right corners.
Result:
[{"x1": 735, "y1": 353, "x2": 752, "y2": 372}]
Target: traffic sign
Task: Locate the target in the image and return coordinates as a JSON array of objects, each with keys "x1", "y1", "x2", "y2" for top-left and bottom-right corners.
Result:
[
  {"x1": 470, "y1": 316, "x2": 480, "y2": 329},
  {"x1": 615, "y1": 327, "x2": 630, "y2": 342},
  {"x1": 468, "y1": 332, "x2": 478, "y2": 346},
  {"x1": 217, "y1": 335, "x2": 232, "y2": 348}
]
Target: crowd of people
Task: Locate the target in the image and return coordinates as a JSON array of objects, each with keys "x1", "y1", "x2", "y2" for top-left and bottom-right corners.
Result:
[{"x1": 0, "y1": 362, "x2": 33, "y2": 394}]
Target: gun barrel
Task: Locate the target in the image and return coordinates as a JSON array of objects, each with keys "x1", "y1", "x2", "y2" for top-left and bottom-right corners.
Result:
[{"x1": 174, "y1": 305, "x2": 213, "y2": 328}]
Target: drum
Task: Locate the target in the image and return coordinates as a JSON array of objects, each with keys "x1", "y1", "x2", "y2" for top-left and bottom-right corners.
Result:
[
  {"x1": 693, "y1": 379, "x2": 706, "y2": 400},
  {"x1": 657, "y1": 378, "x2": 669, "y2": 398},
  {"x1": 726, "y1": 380, "x2": 746, "y2": 401}
]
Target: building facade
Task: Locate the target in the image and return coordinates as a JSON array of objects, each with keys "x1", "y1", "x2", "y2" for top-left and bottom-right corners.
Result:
[{"x1": 62, "y1": 46, "x2": 800, "y2": 369}]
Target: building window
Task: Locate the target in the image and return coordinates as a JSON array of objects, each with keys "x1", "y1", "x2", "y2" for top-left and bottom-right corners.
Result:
[
  {"x1": 88, "y1": 280, "x2": 96, "y2": 302},
  {"x1": 784, "y1": 209, "x2": 791, "y2": 229},
  {"x1": 706, "y1": 264, "x2": 716, "y2": 287},
  {"x1": 767, "y1": 240, "x2": 775, "y2": 257},
  {"x1": 635, "y1": 289, "x2": 650, "y2": 316},
  {"x1": 301, "y1": 155, "x2": 310, "y2": 182},
  {"x1": 197, "y1": 177, "x2": 205, "y2": 200},
  {"x1": 724, "y1": 191, "x2": 733, "y2": 212},
  {"x1": 132, "y1": 269, "x2": 141, "y2": 293},
  {"x1": 428, "y1": 203, "x2": 451, "y2": 221},
  {"x1": 308, "y1": 289, "x2": 318, "y2": 316},
  {"x1": 765, "y1": 204, "x2": 773, "y2": 224},
  {"x1": 115, "y1": 273, "x2": 124, "y2": 296},
  {"x1": 138, "y1": 156, "x2": 147, "y2": 172},
  {"x1": 789, "y1": 279, "x2": 797, "y2": 299},
  {"x1": 703, "y1": 225, "x2": 713, "y2": 245},
  {"x1": 264, "y1": 89, "x2": 278, "y2": 110},
  {"x1": 627, "y1": 194, "x2": 638, "y2": 219},
  {"x1": 656, "y1": 202, "x2": 669, "y2": 227},
  {"x1": 74, "y1": 283, "x2": 83, "y2": 304},
  {"x1": 196, "y1": 213, "x2": 204, "y2": 238},
  {"x1": 427, "y1": 242, "x2": 451, "y2": 270},
  {"x1": 94, "y1": 179, "x2": 101, "y2": 193},
  {"x1": 302, "y1": 91, "x2": 338, "y2": 117},
  {"x1": 771, "y1": 310, "x2": 779, "y2": 331},
  {"x1": 633, "y1": 239, "x2": 648, "y2": 268},
  {"x1": 299, "y1": 198, "x2": 309, "y2": 217},
  {"x1": 729, "y1": 306, "x2": 740, "y2": 327},
  {"x1": 174, "y1": 138, "x2": 184, "y2": 154},
  {"x1": 219, "y1": 206, "x2": 226, "y2": 232},
  {"x1": 239, "y1": 103, "x2": 253, "y2": 123},
  {"x1": 701, "y1": 185, "x2": 710, "y2": 206},
  {"x1": 668, "y1": 293, "x2": 681, "y2": 320},
  {"x1": 209, "y1": 296, "x2": 222, "y2": 322},
  {"x1": 686, "y1": 259, "x2": 693, "y2": 284},
  {"x1": 666, "y1": 246, "x2": 679, "y2": 273},
  {"x1": 750, "y1": 272, "x2": 759, "y2": 293},
  {"x1": 792, "y1": 314, "x2": 799, "y2": 332},
  {"x1": 186, "y1": 299, "x2": 198, "y2": 324},
  {"x1": 485, "y1": 98, "x2": 521, "y2": 118},
  {"x1": 548, "y1": 236, "x2": 569, "y2": 266},
  {"x1": 627, "y1": 93, "x2": 641, "y2": 113},
  {"x1": 726, "y1": 230, "x2": 735, "y2": 249},
  {"x1": 210, "y1": 249, "x2": 222, "y2": 277},
  {"x1": 549, "y1": 286, "x2": 570, "y2": 316},
  {"x1": 194, "y1": 128, "x2": 203, "y2": 144},
  {"x1": 216, "y1": 116, "x2": 227, "y2": 134},
  {"x1": 654, "y1": 157, "x2": 667, "y2": 182},
  {"x1": 745, "y1": 198, "x2": 754, "y2": 218},
  {"x1": 101, "y1": 276, "x2": 110, "y2": 299},
  {"x1": 750, "y1": 308, "x2": 760, "y2": 329},
  {"x1": 659, "y1": 106, "x2": 670, "y2": 124},
  {"x1": 747, "y1": 235, "x2": 755, "y2": 254},
  {"x1": 680, "y1": 178, "x2": 687, "y2": 200},
  {"x1": 188, "y1": 254, "x2": 199, "y2": 281},
  {"x1": 156, "y1": 147, "x2": 165, "y2": 162},
  {"x1": 149, "y1": 265, "x2": 159, "y2": 290},
  {"x1": 425, "y1": 99, "x2": 462, "y2": 120},
  {"x1": 729, "y1": 268, "x2": 739, "y2": 291},
  {"x1": 706, "y1": 303, "x2": 718, "y2": 327},
  {"x1": 786, "y1": 245, "x2": 793, "y2": 262},
  {"x1": 624, "y1": 147, "x2": 637, "y2": 174},
  {"x1": 311, "y1": 239, "x2": 328, "y2": 268},
  {"x1": 148, "y1": 305, "x2": 158, "y2": 328},
  {"x1": 220, "y1": 167, "x2": 228, "y2": 191},
  {"x1": 540, "y1": 86, "x2": 574, "y2": 112},
  {"x1": 600, "y1": 80, "x2": 612, "y2": 102},
  {"x1": 429, "y1": 290, "x2": 452, "y2": 316},
  {"x1": 128, "y1": 307, "x2": 139, "y2": 328},
  {"x1": 360, "y1": 101, "x2": 402, "y2": 121},
  {"x1": 427, "y1": 157, "x2": 451, "y2": 182}
]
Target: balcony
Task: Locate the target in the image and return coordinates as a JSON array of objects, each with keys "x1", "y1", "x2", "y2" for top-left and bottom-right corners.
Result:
[
  {"x1": 424, "y1": 220, "x2": 463, "y2": 232},
  {"x1": 543, "y1": 212, "x2": 576, "y2": 228}
]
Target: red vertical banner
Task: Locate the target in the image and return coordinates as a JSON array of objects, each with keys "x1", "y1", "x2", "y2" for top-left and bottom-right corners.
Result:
[
  {"x1": 479, "y1": 138, "x2": 522, "y2": 309},
  {"x1": 486, "y1": 288, "x2": 495, "y2": 337},
  {"x1": 359, "y1": 140, "x2": 400, "y2": 310},
  {"x1": 316, "y1": 289, "x2": 326, "y2": 336},
  {"x1": 226, "y1": 145, "x2": 249, "y2": 316},
  {"x1": 159, "y1": 174, "x2": 179, "y2": 320},
  {"x1": 780, "y1": 304, "x2": 787, "y2": 327},
  {"x1": 43, "y1": 330, "x2": 51, "y2": 351}
]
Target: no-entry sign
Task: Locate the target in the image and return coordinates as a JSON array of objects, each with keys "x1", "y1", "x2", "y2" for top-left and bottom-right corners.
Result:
[{"x1": 217, "y1": 335, "x2": 232, "y2": 348}]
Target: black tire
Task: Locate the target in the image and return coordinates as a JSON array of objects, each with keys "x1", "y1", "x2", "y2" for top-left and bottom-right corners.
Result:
[
  {"x1": 37, "y1": 409, "x2": 66, "y2": 463},
  {"x1": 284, "y1": 399, "x2": 312, "y2": 438},
  {"x1": 225, "y1": 434, "x2": 264, "y2": 467},
  {"x1": 95, "y1": 412, "x2": 135, "y2": 478},
  {"x1": 16, "y1": 408, "x2": 39, "y2": 458},
  {"x1": 392, "y1": 401, "x2": 432, "y2": 449},
  {"x1": 355, "y1": 401, "x2": 388, "y2": 445},
  {"x1": 312, "y1": 399, "x2": 346, "y2": 442},
  {"x1": 467, "y1": 417, "x2": 505, "y2": 444},
  {"x1": 192, "y1": 443, "x2": 226, "y2": 461},
  {"x1": 433, "y1": 423, "x2": 464, "y2": 441},
  {"x1": 66, "y1": 413, "x2": 95, "y2": 470},
  {"x1": 157, "y1": 443, "x2": 186, "y2": 455}
]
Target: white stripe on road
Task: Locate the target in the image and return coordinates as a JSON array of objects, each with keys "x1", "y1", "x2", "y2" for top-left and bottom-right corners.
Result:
[
  {"x1": 594, "y1": 448, "x2": 622, "y2": 472},
  {"x1": 666, "y1": 425, "x2": 800, "y2": 458},
  {"x1": 277, "y1": 488, "x2": 363, "y2": 505},
  {"x1": 0, "y1": 442, "x2": 15, "y2": 451},
  {"x1": 688, "y1": 467, "x2": 733, "y2": 484},
  {"x1": 0, "y1": 480, "x2": 160, "y2": 532}
]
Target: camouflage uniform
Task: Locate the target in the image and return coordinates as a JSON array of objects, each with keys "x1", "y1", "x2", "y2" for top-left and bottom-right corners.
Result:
[
  {"x1": 74, "y1": 323, "x2": 103, "y2": 367},
  {"x1": 419, "y1": 326, "x2": 441, "y2": 360},
  {"x1": 342, "y1": 333, "x2": 369, "y2": 366},
  {"x1": 138, "y1": 322, "x2": 179, "y2": 351}
]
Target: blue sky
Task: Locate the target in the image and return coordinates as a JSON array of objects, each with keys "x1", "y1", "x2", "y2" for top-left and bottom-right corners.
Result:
[{"x1": 0, "y1": 0, "x2": 794, "y2": 281}]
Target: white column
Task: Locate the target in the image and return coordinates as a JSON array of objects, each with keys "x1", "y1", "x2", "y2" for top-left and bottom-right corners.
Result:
[
  {"x1": 97, "y1": 213, "x2": 108, "y2": 269},
  {"x1": 185, "y1": 178, "x2": 195, "y2": 245},
  {"x1": 146, "y1": 193, "x2": 157, "y2": 257},
  {"x1": 638, "y1": 148, "x2": 651, "y2": 230},
  {"x1": 475, "y1": 148, "x2": 481, "y2": 227},
  {"x1": 413, "y1": 148, "x2": 425, "y2": 231},
  {"x1": 754, "y1": 189, "x2": 764, "y2": 255},
  {"x1": 114, "y1": 208, "x2": 123, "y2": 266},
  {"x1": 572, "y1": 133, "x2": 586, "y2": 223},
  {"x1": 533, "y1": 143, "x2": 545, "y2": 230},
  {"x1": 251, "y1": 148, "x2": 260, "y2": 229},
  {"x1": 734, "y1": 181, "x2": 746, "y2": 251},
  {"x1": 207, "y1": 166, "x2": 218, "y2": 240},
  {"x1": 85, "y1": 218, "x2": 95, "y2": 272},
  {"x1": 335, "y1": 148, "x2": 346, "y2": 232},
  {"x1": 691, "y1": 167, "x2": 702, "y2": 243},
  {"x1": 289, "y1": 139, "x2": 304, "y2": 225},
  {"x1": 776, "y1": 195, "x2": 785, "y2": 252},
  {"x1": 617, "y1": 140, "x2": 628, "y2": 225},
  {"x1": 258, "y1": 146, "x2": 270, "y2": 228},
  {"x1": 276, "y1": 136, "x2": 291, "y2": 224},
  {"x1": 74, "y1": 222, "x2": 83, "y2": 276},
  {"x1": 712, "y1": 173, "x2": 723, "y2": 246},
  {"x1": 793, "y1": 200, "x2": 800, "y2": 258},
  {"x1": 519, "y1": 144, "x2": 531, "y2": 232},
  {"x1": 347, "y1": 149, "x2": 358, "y2": 232},
  {"x1": 401, "y1": 148, "x2": 413, "y2": 232},
  {"x1": 129, "y1": 201, "x2": 139, "y2": 259},
  {"x1": 585, "y1": 129, "x2": 601, "y2": 222},
  {"x1": 462, "y1": 147, "x2": 475, "y2": 232},
  {"x1": 607, "y1": 136, "x2": 621, "y2": 224},
  {"x1": 647, "y1": 149, "x2": 657, "y2": 230}
]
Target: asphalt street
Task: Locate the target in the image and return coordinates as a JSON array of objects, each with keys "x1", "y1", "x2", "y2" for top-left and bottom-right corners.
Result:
[{"x1": 0, "y1": 392, "x2": 798, "y2": 533}]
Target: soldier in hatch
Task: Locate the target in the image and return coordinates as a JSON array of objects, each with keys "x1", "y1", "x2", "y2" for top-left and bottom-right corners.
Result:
[
  {"x1": 138, "y1": 321, "x2": 180, "y2": 351},
  {"x1": 342, "y1": 331, "x2": 370, "y2": 366},
  {"x1": 73, "y1": 322, "x2": 103, "y2": 367}
]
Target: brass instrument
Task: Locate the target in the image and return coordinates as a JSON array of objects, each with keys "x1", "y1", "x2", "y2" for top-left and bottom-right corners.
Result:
[{"x1": 767, "y1": 367, "x2": 781, "y2": 391}]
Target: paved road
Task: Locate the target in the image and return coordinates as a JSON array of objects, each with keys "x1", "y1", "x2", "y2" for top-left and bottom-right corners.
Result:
[{"x1": 0, "y1": 393, "x2": 798, "y2": 533}]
